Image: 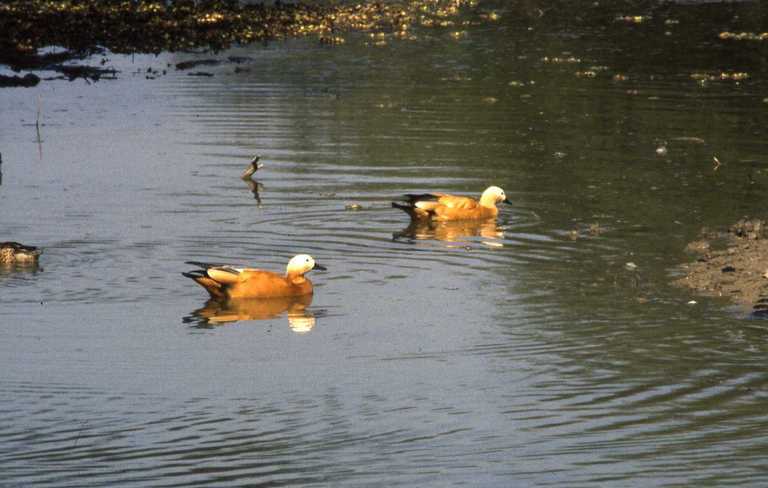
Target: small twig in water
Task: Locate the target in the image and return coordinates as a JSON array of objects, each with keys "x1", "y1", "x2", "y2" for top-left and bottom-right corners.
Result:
[
  {"x1": 36, "y1": 95, "x2": 41, "y2": 131},
  {"x1": 713, "y1": 155, "x2": 722, "y2": 171},
  {"x1": 36, "y1": 96, "x2": 43, "y2": 159},
  {"x1": 73, "y1": 420, "x2": 88, "y2": 447}
]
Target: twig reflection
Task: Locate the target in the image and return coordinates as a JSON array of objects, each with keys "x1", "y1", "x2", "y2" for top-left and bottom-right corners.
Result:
[
  {"x1": 241, "y1": 155, "x2": 264, "y2": 205},
  {"x1": 36, "y1": 95, "x2": 43, "y2": 160},
  {"x1": 243, "y1": 177, "x2": 264, "y2": 205}
]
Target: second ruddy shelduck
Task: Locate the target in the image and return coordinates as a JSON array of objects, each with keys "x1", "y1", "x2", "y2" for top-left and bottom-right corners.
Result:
[
  {"x1": 392, "y1": 186, "x2": 511, "y2": 221},
  {"x1": 183, "y1": 254, "x2": 326, "y2": 300}
]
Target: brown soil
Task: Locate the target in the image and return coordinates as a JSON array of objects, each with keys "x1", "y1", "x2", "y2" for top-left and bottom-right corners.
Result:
[{"x1": 675, "y1": 218, "x2": 768, "y2": 312}]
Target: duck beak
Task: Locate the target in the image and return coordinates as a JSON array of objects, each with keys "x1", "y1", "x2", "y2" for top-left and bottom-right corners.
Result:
[
  {"x1": 503, "y1": 198, "x2": 513, "y2": 205},
  {"x1": 313, "y1": 263, "x2": 327, "y2": 271}
]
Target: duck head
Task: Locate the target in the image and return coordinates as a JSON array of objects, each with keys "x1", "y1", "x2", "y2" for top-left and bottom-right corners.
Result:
[
  {"x1": 480, "y1": 186, "x2": 512, "y2": 207},
  {"x1": 286, "y1": 254, "x2": 327, "y2": 277}
]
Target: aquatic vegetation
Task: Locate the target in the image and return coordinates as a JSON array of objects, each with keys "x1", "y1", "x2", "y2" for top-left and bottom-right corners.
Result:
[
  {"x1": 615, "y1": 15, "x2": 650, "y2": 24},
  {"x1": 478, "y1": 11, "x2": 500, "y2": 22},
  {"x1": 541, "y1": 56, "x2": 581, "y2": 64},
  {"x1": 718, "y1": 31, "x2": 768, "y2": 41},
  {"x1": 691, "y1": 71, "x2": 749, "y2": 82}
]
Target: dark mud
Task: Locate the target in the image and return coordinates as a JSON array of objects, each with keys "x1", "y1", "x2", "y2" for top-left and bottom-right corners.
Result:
[{"x1": 676, "y1": 219, "x2": 768, "y2": 312}]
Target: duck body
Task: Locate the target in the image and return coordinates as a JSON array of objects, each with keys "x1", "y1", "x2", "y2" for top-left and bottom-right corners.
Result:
[
  {"x1": 0, "y1": 242, "x2": 42, "y2": 264},
  {"x1": 392, "y1": 186, "x2": 510, "y2": 222},
  {"x1": 183, "y1": 254, "x2": 325, "y2": 300}
]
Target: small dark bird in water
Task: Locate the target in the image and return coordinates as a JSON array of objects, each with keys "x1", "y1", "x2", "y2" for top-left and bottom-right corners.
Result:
[
  {"x1": 241, "y1": 155, "x2": 264, "y2": 179},
  {"x1": 0, "y1": 242, "x2": 42, "y2": 264}
]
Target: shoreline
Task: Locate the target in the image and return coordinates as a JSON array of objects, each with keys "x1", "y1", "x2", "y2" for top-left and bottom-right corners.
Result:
[{"x1": 0, "y1": 0, "x2": 483, "y2": 86}]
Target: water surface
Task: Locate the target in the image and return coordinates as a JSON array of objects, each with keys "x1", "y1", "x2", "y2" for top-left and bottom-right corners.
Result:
[{"x1": 3, "y1": 2, "x2": 768, "y2": 486}]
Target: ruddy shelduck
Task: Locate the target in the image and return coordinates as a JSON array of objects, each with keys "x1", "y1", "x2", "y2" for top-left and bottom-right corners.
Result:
[
  {"x1": 392, "y1": 186, "x2": 511, "y2": 221},
  {"x1": 183, "y1": 254, "x2": 326, "y2": 300},
  {"x1": 0, "y1": 242, "x2": 42, "y2": 264}
]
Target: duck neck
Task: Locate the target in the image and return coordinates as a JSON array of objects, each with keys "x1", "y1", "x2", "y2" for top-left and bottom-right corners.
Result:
[
  {"x1": 287, "y1": 272, "x2": 307, "y2": 285},
  {"x1": 479, "y1": 193, "x2": 498, "y2": 208}
]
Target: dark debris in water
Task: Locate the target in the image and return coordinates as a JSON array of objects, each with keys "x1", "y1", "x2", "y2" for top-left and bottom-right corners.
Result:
[
  {"x1": 0, "y1": 73, "x2": 40, "y2": 87},
  {"x1": 175, "y1": 59, "x2": 221, "y2": 71},
  {"x1": 0, "y1": 0, "x2": 484, "y2": 86},
  {"x1": 56, "y1": 64, "x2": 118, "y2": 82}
]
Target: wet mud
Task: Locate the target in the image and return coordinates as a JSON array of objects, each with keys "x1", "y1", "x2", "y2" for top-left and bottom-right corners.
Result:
[{"x1": 676, "y1": 219, "x2": 768, "y2": 314}]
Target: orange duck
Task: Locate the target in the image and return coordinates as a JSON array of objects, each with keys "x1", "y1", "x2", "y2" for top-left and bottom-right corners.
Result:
[
  {"x1": 392, "y1": 186, "x2": 511, "y2": 221},
  {"x1": 183, "y1": 254, "x2": 326, "y2": 300}
]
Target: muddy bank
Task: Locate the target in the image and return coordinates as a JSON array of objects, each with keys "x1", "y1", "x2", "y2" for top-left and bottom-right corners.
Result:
[
  {"x1": 676, "y1": 219, "x2": 768, "y2": 312},
  {"x1": 0, "y1": 0, "x2": 485, "y2": 85}
]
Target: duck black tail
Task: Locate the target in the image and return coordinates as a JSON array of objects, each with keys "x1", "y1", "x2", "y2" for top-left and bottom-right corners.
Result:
[
  {"x1": 402, "y1": 193, "x2": 438, "y2": 204},
  {"x1": 185, "y1": 261, "x2": 229, "y2": 270},
  {"x1": 391, "y1": 201, "x2": 418, "y2": 218}
]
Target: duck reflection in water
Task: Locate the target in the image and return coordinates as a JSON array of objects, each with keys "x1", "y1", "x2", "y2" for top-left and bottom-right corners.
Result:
[
  {"x1": 393, "y1": 218, "x2": 504, "y2": 246},
  {"x1": 186, "y1": 294, "x2": 316, "y2": 333}
]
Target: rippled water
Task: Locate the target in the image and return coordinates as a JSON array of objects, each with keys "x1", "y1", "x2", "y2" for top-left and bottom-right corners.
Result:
[{"x1": 3, "y1": 2, "x2": 768, "y2": 486}]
